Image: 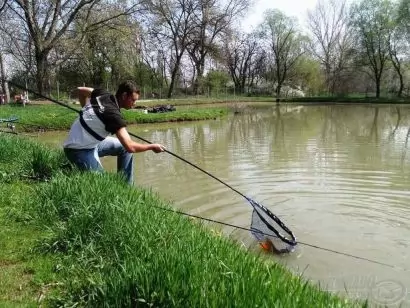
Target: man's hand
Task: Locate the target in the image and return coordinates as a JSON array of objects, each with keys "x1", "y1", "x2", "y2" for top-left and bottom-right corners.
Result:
[{"x1": 151, "y1": 144, "x2": 166, "y2": 153}]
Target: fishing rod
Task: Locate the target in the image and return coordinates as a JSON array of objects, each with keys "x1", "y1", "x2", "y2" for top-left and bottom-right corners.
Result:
[
  {"x1": 3, "y1": 79, "x2": 409, "y2": 271},
  {"x1": 4, "y1": 79, "x2": 297, "y2": 249}
]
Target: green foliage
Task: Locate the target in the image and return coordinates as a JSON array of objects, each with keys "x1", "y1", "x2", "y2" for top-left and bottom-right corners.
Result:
[
  {"x1": 134, "y1": 61, "x2": 167, "y2": 90},
  {"x1": 57, "y1": 10, "x2": 142, "y2": 90},
  {"x1": 349, "y1": 0, "x2": 396, "y2": 97},
  {"x1": 259, "y1": 9, "x2": 307, "y2": 98},
  {"x1": 294, "y1": 57, "x2": 325, "y2": 96},
  {"x1": 205, "y1": 70, "x2": 230, "y2": 91},
  {"x1": 398, "y1": 0, "x2": 410, "y2": 27}
]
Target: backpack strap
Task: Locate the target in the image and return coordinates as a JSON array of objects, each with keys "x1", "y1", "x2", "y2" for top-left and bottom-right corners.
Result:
[{"x1": 79, "y1": 111, "x2": 105, "y2": 141}]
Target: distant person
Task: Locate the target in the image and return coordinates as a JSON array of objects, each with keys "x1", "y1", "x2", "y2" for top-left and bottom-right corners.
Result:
[{"x1": 63, "y1": 80, "x2": 166, "y2": 184}]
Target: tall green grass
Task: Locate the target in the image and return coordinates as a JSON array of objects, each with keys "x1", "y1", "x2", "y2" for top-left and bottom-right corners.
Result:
[
  {"x1": 29, "y1": 173, "x2": 363, "y2": 307},
  {"x1": 0, "y1": 134, "x2": 366, "y2": 307},
  {"x1": 0, "y1": 134, "x2": 70, "y2": 182}
]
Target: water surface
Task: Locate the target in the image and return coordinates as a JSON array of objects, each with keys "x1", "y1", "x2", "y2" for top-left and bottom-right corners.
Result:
[{"x1": 36, "y1": 104, "x2": 410, "y2": 307}]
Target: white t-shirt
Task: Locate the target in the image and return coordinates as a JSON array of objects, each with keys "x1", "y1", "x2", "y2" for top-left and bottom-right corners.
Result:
[{"x1": 63, "y1": 90, "x2": 126, "y2": 149}]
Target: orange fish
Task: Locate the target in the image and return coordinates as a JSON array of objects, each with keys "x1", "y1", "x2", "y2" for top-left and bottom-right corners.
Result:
[{"x1": 259, "y1": 239, "x2": 273, "y2": 252}]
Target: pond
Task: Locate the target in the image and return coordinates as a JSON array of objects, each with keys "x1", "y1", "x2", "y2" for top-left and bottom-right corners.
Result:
[{"x1": 35, "y1": 104, "x2": 410, "y2": 307}]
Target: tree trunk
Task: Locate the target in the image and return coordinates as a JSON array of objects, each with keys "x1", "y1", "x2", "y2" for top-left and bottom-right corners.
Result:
[
  {"x1": 35, "y1": 51, "x2": 49, "y2": 95},
  {"x1": 0, "y1": 53, "x2": 10, "y2": 103},
  {"x1": 167, "y1": 64, "x2": 179, "y2": 98},
  {"x1": 276, "y1": 83, "x2": 282, "y2": 104},
  {"x1": 193, "y1": 59, "x2": 205, "y2": 95},
  {"x1": 192, "y1": 66, "x2": 201, "y2": 95},
  {"x1": 398, "y1": 72, "x2": 404, "y2": 98},
  {"x1": 375, "y1": 78, "x2": 381, "y2": 98}
]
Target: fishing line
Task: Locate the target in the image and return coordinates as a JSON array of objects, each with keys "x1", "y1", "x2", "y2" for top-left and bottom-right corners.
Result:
[
  {"x1": 4, "y1": 79, "x2": 408, "y2": 270},
  {"x1": 154, "y1": 205, "x2": 409, "y2": 272},
  {"x1": 4, "y1": 79, "x2": 297, "y2": 252}
]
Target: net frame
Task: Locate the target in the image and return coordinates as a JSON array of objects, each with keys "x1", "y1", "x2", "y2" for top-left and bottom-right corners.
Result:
[{"x1": 248, "y1": 198, "x2": 297, "y2": 254}]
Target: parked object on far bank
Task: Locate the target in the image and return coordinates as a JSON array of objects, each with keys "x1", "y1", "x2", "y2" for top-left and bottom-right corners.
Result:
[
  {"x1": 0, "y1": 116, "x2": 18, "y2": 133},
  {"x1": 148, "y1": 105, "x2": 176, "y2": 113},
  {"x1": 14, "y1": 92, "x2": 29, "y2": 106}
]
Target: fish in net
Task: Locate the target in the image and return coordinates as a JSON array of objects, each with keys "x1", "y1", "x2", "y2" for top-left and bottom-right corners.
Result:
[
  {"x1": 3, "y1": 78, "x2": 298, "y2": 255},
  {"x1": 248, "y1": 198, "x2": 297, "y2": 254}
]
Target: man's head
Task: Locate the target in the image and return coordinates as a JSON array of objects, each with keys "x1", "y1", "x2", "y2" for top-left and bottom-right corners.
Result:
[{"x1": 115, "y1": 80, "x2": 140, "y2": 109}]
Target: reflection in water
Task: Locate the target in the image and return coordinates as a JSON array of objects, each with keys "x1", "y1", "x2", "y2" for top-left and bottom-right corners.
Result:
[{"x1": 35, "y1": 105, "x2": 410, "y2": 306}]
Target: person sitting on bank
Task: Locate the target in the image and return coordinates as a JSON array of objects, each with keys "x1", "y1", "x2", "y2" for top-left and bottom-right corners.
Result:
[{"x1": 63, "y1": 80, "x2": 165, "y2": 184}]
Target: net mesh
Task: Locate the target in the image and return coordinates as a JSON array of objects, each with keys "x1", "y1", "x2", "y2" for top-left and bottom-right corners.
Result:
[{"x1": 249, "y1": 199, "x2": 296, "y2": 254}]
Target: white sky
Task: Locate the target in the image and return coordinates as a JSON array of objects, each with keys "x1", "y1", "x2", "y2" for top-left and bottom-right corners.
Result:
[{"x1": 242, "y1": 0, "x2": 319, "y2": 32}]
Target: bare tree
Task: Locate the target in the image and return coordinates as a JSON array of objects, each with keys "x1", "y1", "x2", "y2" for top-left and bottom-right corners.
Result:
[
  {"x1": 307, "y1": 0, "x2": 353, "y2": 95},
  {"x1": 260, "y1": 9, "x2": 306, "y2": 102},
  {"x1": 143, "y1": 0, "x2": 199, "y2": 98},
  {"x1": 185, "y1": 0, "x2": 249, "y2": 95},
  {"x1": 0, "y1": 0, "x2": 7, "y2": 13},
  {"x1": 0, "y1": 9, "x2": 35, "y2": 79},
  {"x1": 3, "y1": 0, "x2": 140, "y2": 94},
  {"x1": 224, "y1": 31, "x2": 261, "y2": 93}
]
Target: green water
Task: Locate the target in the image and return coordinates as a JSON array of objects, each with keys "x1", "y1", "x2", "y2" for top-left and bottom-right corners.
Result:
[{"x1": 33, "y1": 104, "x2": 410, "y2": 306}]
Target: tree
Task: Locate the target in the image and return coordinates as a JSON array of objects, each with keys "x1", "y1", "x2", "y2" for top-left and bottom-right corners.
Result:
[
  {"x1": 307, "y1": 0, "x2": 354, "y2": 95},
  {"x1": 223, "y1": 31, "x2": 261, "y2": 93},
  {"x1": 143, "y1": 0, "x2": 198, "y2": 98},
  {"x1": 259, "y1": 9, "x2": 306, "y2": 102},
  {"x1": 204, "y1": 69, "x2": 229, "y2": 94},
  {"x1": 0, "y1": 0, "x2": 6, "y2": 13},
  {"x1": 185, "y1": 0, "x2": 249, "y2": 95},
  {"x1": 292, "y1": 56, "x2": 324, "y2": 96},
  {"x1": 0, "y1": 5, "x2": 10, "y2": 102},
  {"x1": 3, "y1": 0, "x2": 140, "y2": 94},
  {"x1": 398, "y1": 0, "x2": 410, "y2": 35},
  {"x1": 0, "y1": 53, "x2": 10, "y2": 103},
  {"x1": 390, "y1": 0, "x2": 410, "y2": 97},
  {"x1": 350, "y1": 0, "x2": 395, "y2": 98}
]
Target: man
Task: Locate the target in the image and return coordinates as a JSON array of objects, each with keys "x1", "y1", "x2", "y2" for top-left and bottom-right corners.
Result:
[{"x1": 63, "y1": 80, "x2": 165, "y2": 184}]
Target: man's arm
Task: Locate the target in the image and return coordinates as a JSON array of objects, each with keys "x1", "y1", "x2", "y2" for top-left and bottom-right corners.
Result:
[
  {"x1": 77, "y1": 87, "x2": 94, "y2": 107},
  {"x1": 116, "y1": 127, "x2": 165, "y2": 153}
]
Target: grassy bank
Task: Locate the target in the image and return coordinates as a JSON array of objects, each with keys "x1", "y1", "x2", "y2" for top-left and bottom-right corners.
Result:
[
  {"x1": 0, "y1": 104, "x2": 227, "y2": 132},
  {"x1": 281, "y1": 95, "x2": 410, "y2": 104},
  {"x1": 139, "y1": 94, "x2": 410, "y2": 105},
  {"x1": 0, "y1": 134, "x2": 366, "y2": 307},
  {"x1": 137, "y1": 95, "x2": 276, "y2": 107}
]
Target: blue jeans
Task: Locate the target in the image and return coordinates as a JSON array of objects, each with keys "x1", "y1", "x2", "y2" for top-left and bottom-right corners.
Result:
[{"x1": 64, "y1": 137, "x2": 134, "y2": 184}]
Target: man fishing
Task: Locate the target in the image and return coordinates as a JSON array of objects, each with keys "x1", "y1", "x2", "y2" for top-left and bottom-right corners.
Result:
[{"x1": 63, "y1": 80, "x2": 165, "y2": 184}]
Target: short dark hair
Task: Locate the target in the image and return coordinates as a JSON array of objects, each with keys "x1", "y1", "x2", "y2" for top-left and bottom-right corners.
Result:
[{"x1": 115, "y1": 80, "x2": 140, "y2": 99}]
